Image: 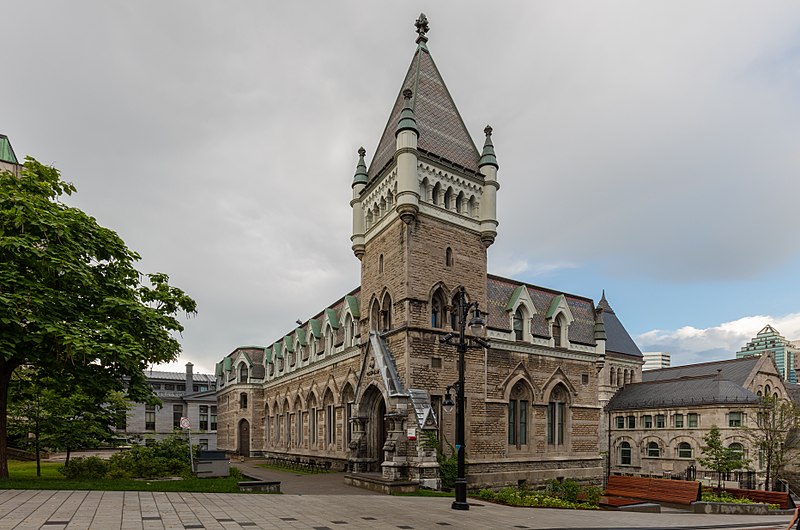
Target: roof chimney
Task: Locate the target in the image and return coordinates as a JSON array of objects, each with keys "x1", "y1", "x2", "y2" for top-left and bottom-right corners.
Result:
[{"x1": 185, "y1": 362, "x2": 194, "y2": 394}]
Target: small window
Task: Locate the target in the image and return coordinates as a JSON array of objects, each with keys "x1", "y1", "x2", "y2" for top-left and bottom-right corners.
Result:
[
  {"x1": 199, "y1": 438, "x2": 209, "y2": 452},
  {"x1": 620, "y1": 442, "x2": 632, "y2": 465},
  {"x1": 673, "y1": 414, "x2": 684, "y2": 428},
  {"x1": 446, "y1": 247, "x2": 453, "y2": 267},
  {"x1": 643, "y1": 415, "x2": 652, "y2": 429},
  {"x1": 647, "y1": 441, "x2": 661, "y2": 458},
  {"x1": 431, "y1": 357, "x2": 442, "y2": 369},
  {"x1": 240, "y1": 392, "x2": 248, "y2": 409},
  {"x1": 626, "y1": 415, "x2": 636, "y2": 429},
  {"x1": 677, "y1": 442, "x2": 693, "y2": 459},
  {"x1": 379, "y1": 254, "x2": 384, "y2": 274},
  {"x1": 172, "y1": 404, "x2": 183, "y2": 429},
  {"x1": 616, "y1": 416, "x2": 625, "y2": 429},
  {"x1": 729, "y1": 442, "x2": 745, "y2": 461},
  {"x1": 581, "y1": 373, "x2": 589, "y2": 385},
  {"x1": 552, "y1": 320, "x2": 562, "y2": 348},
  {"x1": 687, "y1": 413, "x2": 699, "y2": 428},
  {"x1": 513, "y1": 308, "x2": 524, "y2": 341},
  {"x1": 200, "y1": 405, "x2": 209, "y2": 430},
  {"x1": 145, "y1": 405, "x2": 156, "y2": 431},
  {"x1": 239, "y1": 363, "x2": 249, "y2": 383},
  {"x1": 210, "y1": 406, "x2": 217, "y2": 430},
  {"x1": 655, "y1": 414, "x2": 665, "y2": 428},
  {"x1": 729, "y1": 411, "x2": 743, "y2": 427}
]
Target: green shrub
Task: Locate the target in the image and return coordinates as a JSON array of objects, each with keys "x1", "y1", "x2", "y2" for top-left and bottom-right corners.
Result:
[
  {"x1": 106, "y1": 434, "x2": 192, "y2": 479},
  {"x1": 58, "y1": 457, "x2": 108, "y2": 480}
]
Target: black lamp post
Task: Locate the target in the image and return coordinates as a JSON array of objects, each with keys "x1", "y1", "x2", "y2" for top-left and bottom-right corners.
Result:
[{"x1": 441, "y1": 286, "x2": 489, "y2": 511}]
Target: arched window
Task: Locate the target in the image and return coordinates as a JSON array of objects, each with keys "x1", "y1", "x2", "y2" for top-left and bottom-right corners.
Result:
[
  {"x1": 379, "y1": 254, "x2": 384, "y2": 274},
  {"x1": 765, "y1": 385, "x2": 771, "y2": 395},
  {"x1": 610, "y1": 367, "x2": 616, "y2": 386},
  {"x1": 456, "y1": 191, "x2": 464, "y2": 213},
  {"x1": 620, "y1": 441, "x2": 632, "y2": 465},
  {"x1": 547, "y1": 384, "x2": 568, "y2": 447},
  {"x1": 444, "y1": 187, "x2": 453, "y2": 210},
  {"x1": 239, "y1": 392, "x2": 248, "y2": 409},
  {"x1": 342, "y1": 383, "x2": 355, "y2": 448},
  {"x1": 446, "y1": 247, "x2": 453, "y2": 267},
  {"x1": 239, "y1": 364, "x2": 248, "y2": 383},
  {"x1": 344, "y1": 314, "x2": 354, "y2": 347},
  {"x1": 366, "y1": 209, "x2": 373, "y2": 228},
  {"x1": 647, "y1": 441, "x2": 661, "y2": 457},
  {"x1": 386, "y1": 190, "x2": 394, "y2": 210},
  {"x1": 370, "y1": 298, "x2": 381, "y2": 332},
  {"x1": 677, "y1": 442, "x2": 693, "y2": 459},
  {"x1": 729, "y1": 442, "x2": 745, "y2": 462},
  {"x1": 381, "y1": 293, "x2": 392, "y2": 331},
  {"x1": 468, "y1": 195, "x2": 477, "y2": 217},
  {"x1": 324, "y1": 325, "x2": 333, "y2": 356},
  {"x1": 308, "y1": 394, "x2": 318, "y2": 447},
  {"x1": 379, "y1": 197, "x2": 387, "y2": 217},
  {"x1": 552, "y1": 316, "x2": 563, "y2": 347},
  {"x1": 508, "y1": 381, "x2": 530, "y2": 448},
  {"x1": 432, "y1": 182, "x2": 441, "y2": 206},
  {"x1": 420, "y1": 177, "x2": 430, "y2": 201},
  {"x1": 513, "y1": 308, "x2": 524, "y2": 341},
  {"x1": 431, "y1": 288, "x2": 446, "y2": 329},
  {"x1": 323, "y1": 389, "x2": 336, "y2": 448}
]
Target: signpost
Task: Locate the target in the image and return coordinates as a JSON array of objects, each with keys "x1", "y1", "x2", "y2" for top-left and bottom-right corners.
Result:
[{"x1": 180, "y1": 417, "x2": 194, "y2": 472}]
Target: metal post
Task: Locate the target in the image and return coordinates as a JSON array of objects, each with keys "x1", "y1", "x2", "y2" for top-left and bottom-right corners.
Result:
[{"x1": 452, "y1": 289, "x2": 469, "y2": 511}]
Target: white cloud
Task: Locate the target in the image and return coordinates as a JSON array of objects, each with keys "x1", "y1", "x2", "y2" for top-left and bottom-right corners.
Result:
[{"x1": 638, "y1": 312, "x2": 800, "y2": 366}]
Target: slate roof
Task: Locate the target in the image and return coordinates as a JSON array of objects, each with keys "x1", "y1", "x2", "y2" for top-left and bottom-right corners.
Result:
[
  {"x1": 642, "y1": 356, "x2": 759, "y2": 386},
  {"x1": 486, "y1": 275, "x2": 599, "y2": 346},
  {"x1": 606, "y1": 376, "x2": 759, "y2": 411},
  {"x1": 598, "y1": 294, "x2": 642, "y2": 358},
  {"x1": 145, "y1": 370, "x2": 215, "y2": 383},
  {"x1": 367, "y1": 42, "x2": 481, "y2": 183},
  {"x1": 785, "y1": 383, "x2": 800, "y2": 405}
]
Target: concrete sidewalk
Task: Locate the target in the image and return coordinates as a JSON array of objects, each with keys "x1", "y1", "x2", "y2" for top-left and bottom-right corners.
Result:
[
  {"x1": 233, "y1": 460, "x2": 377, "y2": 496},
  {"x1": 0, "y1": 488, "x2": 794, "y2": 530}
]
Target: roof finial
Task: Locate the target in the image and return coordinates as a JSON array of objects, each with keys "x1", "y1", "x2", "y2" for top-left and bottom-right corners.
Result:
[
  {"x1": 352, "y1": 147, "x2": 368, "y2": 188},
  {"x1": 479, "y1": 124, "x2": 498, "y2": 169},
  {"x1": 415, "y1": 13, "x2": 429, "y2": 45},
  {"x1": 396, "y1": 89, "x2": 419, "y2": 137}
]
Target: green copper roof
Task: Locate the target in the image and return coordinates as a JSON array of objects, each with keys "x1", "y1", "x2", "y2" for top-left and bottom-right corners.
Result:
[
  {"x1": 352, "y1": 147, "x2": 368, "y2": 188},
  {"x1": 0, "y1": 135, "x2": 18, "y2": 164},
  {"x1": 395, "y1": 88, "x2": 419, "y2": 137},
  {"x1": 273, "y1": 342, "x2": 283, "y2": 359},
  {"x1": 241, "y1": 350, "x2": 253, "y2": 366},
  {"x1": 309, "y1": 318, "x2": 322, "y2": 339},
  {"x1": 215, "y1": 362, "x2": 223, "y2": 377},
  {"x1": 505, "y1": 286, "x2": 524, "y2": 312},
  {"x1": 265, "y1": 347, "x2": 273, "y2": 364},
  {"x1": 546, "y1": 294, "x2": 567, "y2": 319},
  {"x1": 283, "y1": 336, "x2": 294, "y2": 352},
  {"x1": 478, "y1": 125, "x2": 499, "y2": 169},
  {"x1": 345, "y1": 295, "x2": 360, "y2": 319},
  {"x1": 223, "y1": 357, "x2": 232, "y2": 371},
  {"x1": 296, "y1": 328, "x2": 308, "y2": 346},
  {"x1": 325, "y1": 308, "x2": 341, "y2": 329}
]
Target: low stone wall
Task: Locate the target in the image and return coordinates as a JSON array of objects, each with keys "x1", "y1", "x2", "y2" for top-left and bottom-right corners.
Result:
[
  {"x1": 692, "y1": 502, "x2": 770, "y2": 515},
  {"x1": 238, "y1": 481, "x2": 281, "y2": 493}
]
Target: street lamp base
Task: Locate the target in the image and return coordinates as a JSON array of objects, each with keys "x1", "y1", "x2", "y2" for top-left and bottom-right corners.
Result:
[{"x1": 451, "y1": 500, "x2": 470, "y2": 511}]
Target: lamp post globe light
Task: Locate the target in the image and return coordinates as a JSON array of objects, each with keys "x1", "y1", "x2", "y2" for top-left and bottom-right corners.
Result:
[{"x1": 441, "y1": 286, "x2": 489, "y2": 511}]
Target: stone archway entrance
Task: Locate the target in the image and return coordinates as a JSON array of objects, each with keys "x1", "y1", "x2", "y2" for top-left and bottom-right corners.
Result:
[
  {"x1": 360, "y1": 385, "x2": 387, "y2": 472},
  {"x1": 238, "y1": 419, "x2": 250, "y2": 457}
]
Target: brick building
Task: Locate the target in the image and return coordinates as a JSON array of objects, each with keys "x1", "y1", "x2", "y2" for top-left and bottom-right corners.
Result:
[{"x1": 216, "y1": 15, "x2": 641, "y2": 490}]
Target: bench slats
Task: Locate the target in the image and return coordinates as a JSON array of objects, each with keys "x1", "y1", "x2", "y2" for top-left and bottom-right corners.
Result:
[{"x1": 605, "y1": 475, "x2": 701, "y2": 506}]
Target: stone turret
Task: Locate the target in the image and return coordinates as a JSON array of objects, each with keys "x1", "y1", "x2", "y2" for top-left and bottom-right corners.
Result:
[
  {"x1": 350, "y1": 147, "x2": 368, "y2": 259},
  {"x1": 394, "y1": 88, "x2": 420, "y2": 225},
  {"x1": 478, "y1": 126, "x2": 499, "y2": 247}
]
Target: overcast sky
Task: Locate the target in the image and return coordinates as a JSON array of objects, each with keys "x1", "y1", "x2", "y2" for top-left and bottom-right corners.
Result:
[{"x1": 3, "y1": 1, "x2": 799, "y2": 373}]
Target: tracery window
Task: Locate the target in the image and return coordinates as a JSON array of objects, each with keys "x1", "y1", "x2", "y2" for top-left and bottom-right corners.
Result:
[
  {"x1": 513, "y1": 308, "x2": 524, "y2": 341},
  {"x1": 547, "y1": 384, "x2": 568, "y2": 446},
  {"x1": 508, "y1": 381, "x2": 529, "y2": 448},
  {"x1": 620, "y1": 441, "x2": 632, "y2": 465}
]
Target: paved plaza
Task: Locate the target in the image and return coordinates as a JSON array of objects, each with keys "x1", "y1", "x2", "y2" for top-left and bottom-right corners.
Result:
[{"x1": 0, "y1": 463, "x2": 794, "y2": 530}]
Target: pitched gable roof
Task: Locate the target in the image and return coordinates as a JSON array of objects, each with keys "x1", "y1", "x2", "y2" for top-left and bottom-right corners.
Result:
[
  {"x1": 597, "y1": 294, "x2": 642, "y2": 358},
  {"x1": 642, "y1": 356, "x2": 760, "y2": 386},
  {"x1": 607, "y1": 377, "x2": 758, "y2": 411},
  {"x1": 367, "y1": 44, "x2": 480, "y2": 182}
]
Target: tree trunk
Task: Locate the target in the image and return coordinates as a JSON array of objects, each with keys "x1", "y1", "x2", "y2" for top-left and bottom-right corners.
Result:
[
  {"x1": 65, "y1": 448, "x2": 71, "y2": 466},
  {"x1": 0, "y1": 364, "x2": 15, "y2": 479}
]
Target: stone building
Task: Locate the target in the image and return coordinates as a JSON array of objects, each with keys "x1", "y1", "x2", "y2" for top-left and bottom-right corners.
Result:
[
  {"x1": 122, "y1": 363, "x2": 218, "y2": 450},
  {"x1": 606, "y1": 354, "x2": 788, "y2": 489},
  {"x1": 216, "y1": 15, "x2": 641, "y2": 490}
]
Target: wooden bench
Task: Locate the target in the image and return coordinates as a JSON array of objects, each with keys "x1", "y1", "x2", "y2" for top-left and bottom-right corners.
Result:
[
  {"x1": 604, "y1": 475, "x2": 702, "y2": 507},
  {"x1": 706, "y1": 487, "x2": 794, "y2": 510}
]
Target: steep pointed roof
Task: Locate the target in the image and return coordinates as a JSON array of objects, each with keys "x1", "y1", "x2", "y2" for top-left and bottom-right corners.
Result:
[
  {"x1": 597, "y1": 292, "x2": 642, "y2": 358},
  {"x1": 0, "y1": 134, "x2": 18, "y2": 164},
  {"x1": 367, "y1": 25, "x2": 481, "y2": 182}
]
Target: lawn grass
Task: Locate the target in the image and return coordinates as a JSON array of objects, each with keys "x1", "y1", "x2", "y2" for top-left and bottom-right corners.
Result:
[{"x1": 0, "y1": 461, "x2": 259, "y2": 493}]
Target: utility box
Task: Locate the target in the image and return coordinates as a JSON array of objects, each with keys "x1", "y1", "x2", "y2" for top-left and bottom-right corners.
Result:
[{"x1": 195, "y1": 450, "x2": 230, "y2": 478}]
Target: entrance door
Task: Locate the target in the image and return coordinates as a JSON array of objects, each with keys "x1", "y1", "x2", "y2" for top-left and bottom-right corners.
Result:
[
  {"x1": 238, "y1": 419, "x2": 250, "y2": 457},
  {"x1": 361, "y1": 386, "x2": 387, "y2": 472}
]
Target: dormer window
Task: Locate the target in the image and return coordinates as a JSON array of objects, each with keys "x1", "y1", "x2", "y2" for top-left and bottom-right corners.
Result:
[
  {"x1": 552, "y1": 320, "x2": 562, "y2": 347},
  {"x1": 239, "y1": 364, "x2": 248, "y2": 383},
  {"x1": 513, "y1": 308, "x2": 524, "y2": 341}
]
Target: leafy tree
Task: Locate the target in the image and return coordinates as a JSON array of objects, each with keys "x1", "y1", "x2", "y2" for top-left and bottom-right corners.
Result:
[
  {"x1": 742, "y1": 396, "x2": 800, "y2": 490},
  {"x1": 0, "y1": 158, "x2": 196, "y2": 479},
  {"x1": 698, "y1": 424, "x2": 749, "y2": 491}
]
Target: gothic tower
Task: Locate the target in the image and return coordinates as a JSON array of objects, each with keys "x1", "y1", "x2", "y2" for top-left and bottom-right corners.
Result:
[{"x1": 351, "y1": 14, "x2": 499, "y2": 340}]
